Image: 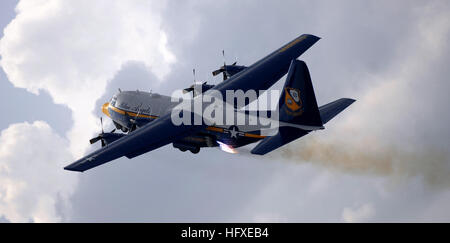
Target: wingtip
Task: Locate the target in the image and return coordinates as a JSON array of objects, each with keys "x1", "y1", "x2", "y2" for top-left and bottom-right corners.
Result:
[
  {"x1": 303, "y1": 34, "x2": 321, "y2": 41},
  {"x1": 250, "y1": 148, "x2": 268, "y2": 156},
  {"x1": 347, "y1": 98, "x2": 357, "y2": 104},
  {"x1": 64, "y1": 164, "x2": 83, "y2": 172},
  {"x1": 338, "y1": 98, "x2": 356, "y2": 104},
  {"x1": 312, "y1": 34, "x2": 321, "y2": 39}
]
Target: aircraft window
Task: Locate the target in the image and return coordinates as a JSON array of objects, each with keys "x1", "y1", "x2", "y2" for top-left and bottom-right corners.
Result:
[{"x1": 110, "y1": 97, "x2": 117, "y2": 106}]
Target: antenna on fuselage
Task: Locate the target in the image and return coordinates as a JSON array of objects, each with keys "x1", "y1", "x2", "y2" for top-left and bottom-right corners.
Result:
[{"x1": 118, "y1": 88, "x2": 122, "y2": 93}]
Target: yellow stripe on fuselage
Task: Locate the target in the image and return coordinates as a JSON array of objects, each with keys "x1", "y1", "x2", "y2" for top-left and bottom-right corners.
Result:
[
  {"x1": 206, "y1": 126, "x2": 266, "y2": 139},
  {"x1": 206, "y1": 127, "x2": 224, "y2": 133},
  {"x1": 106, "y1": 103, "x2": 158, "y2": 119},
  {"x1": 102, "y1": 102, "x2": 266, "y2": 139},
  {"x1": 243, "y1": 133, "x2": 266, "y2": 139}
]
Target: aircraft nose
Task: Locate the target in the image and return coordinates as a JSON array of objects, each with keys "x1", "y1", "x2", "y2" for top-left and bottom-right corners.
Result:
[{"x1": 102, "y1": 102, "x2": 110, "y2": 117}]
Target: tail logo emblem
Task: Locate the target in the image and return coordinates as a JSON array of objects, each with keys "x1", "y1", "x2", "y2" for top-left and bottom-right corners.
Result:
[{"x1": 285, "y1": 87, "x2": 302, "y2": 112}]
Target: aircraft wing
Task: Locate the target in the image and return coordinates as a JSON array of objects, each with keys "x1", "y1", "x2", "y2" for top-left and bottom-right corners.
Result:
[
  {"x1": 212, "y1": 34, "x2": 321, "y2": 106},
  {"x1": 64, "y1": 115, "x2": 203, "y2": 172},
  {"x1": 64, "y1": 34, "x2": 320, "y2": 172}
]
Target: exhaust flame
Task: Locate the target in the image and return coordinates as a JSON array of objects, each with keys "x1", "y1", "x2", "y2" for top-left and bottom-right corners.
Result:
[{"x1": 217, "y1": 141, "x2": 237, "y2": 154}]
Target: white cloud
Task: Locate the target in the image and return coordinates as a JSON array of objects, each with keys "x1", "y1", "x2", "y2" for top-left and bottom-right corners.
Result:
[
  {"x1": 342, "y1": 203, "x2": 376, "y2": 223},
  {"x1": 0, "y1": 0, "x2": 176, "y2": 156},
  {"x1": 0, "y1": 0, "x2": 176, "y2": 222},
  {"x1": 0, "y1": 121, "x2": 77, "y2": 222}
]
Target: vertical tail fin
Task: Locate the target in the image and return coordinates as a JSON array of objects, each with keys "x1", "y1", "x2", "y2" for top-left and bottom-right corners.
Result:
[
  {"x1": 251, "y1": 60, "x2": 322, "y2": 155},
  {"x1": 251, "y1": 60, "x2": 355, "y2": 155},
  {"x1": 278, "y1": 59, "x2": 323, "y2": 127}
]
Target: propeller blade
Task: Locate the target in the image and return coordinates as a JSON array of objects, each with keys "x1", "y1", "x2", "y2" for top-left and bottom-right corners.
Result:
[
  {"x1": 222, "y1": 50, "x2": 226, "y2": 66},
  {"x1": 183, "y1": 87, "x2": 194, "y2": 94},
  {"x1": 89, "y1": 136, "x2": 101, "y2": 145},
  {"x1": 110, "y1": 129, "x2": 116, "y2": 133},
  {"x1": 212, "y1": 68, "x2": 225, "y2": 76},
  {"x1": 100, "y1": 117, "x2": 104, "y2": 134}
]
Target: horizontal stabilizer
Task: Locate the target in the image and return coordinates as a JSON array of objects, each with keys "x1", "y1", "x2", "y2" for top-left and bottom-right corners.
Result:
[
  {"x1": 251, "y1": 127, "x2": 308, "y2": 155},
  {"x1": 319, "y1": 98, "x2": 356, "y2": 124}
]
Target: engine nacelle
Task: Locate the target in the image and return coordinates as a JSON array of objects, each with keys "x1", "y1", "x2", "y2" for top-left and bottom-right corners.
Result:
[
  {"x1": 172, "y1": 135, "x2": 217, "y2": 153},
  {"x1": 183, "y1": 83, "x2": 215, "y2": 97}
]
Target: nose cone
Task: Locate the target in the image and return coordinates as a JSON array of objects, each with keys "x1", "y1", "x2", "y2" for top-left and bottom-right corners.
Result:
[{"x1": 102, "y1": 102, "x2": 110, "y2": 117}]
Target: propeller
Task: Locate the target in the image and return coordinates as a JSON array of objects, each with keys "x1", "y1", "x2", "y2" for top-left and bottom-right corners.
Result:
[
  {"x1": 183, "y1": 81, "x2": 208, "y2": 94},
  {"x1": 183, "y1": 69, "x2": 211, "y2": 96},
  {"x1": 89, "y1": 117, "x2": 116, "y2": 147},
  {"x1": 183, "y1": 69, "x2": 197, "y2": 94},
  {"x1": 129, "y1": 106, "x2": 142, "y2": 132},
  {"x1": 212, "y1": 50, "x2": 237, "y2": 81}
]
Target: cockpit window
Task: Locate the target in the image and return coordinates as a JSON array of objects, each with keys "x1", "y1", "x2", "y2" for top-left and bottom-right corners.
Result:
[{"x1": 110, "y1": 96, "x2": 117, "y2": 107}]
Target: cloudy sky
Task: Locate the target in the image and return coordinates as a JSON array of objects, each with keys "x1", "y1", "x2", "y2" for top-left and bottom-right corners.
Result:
[{"x1": 0, "y1": 0, "x2": 449, "y2": 222}]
